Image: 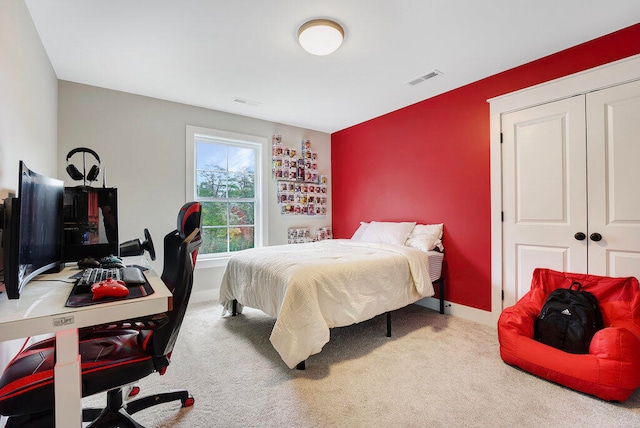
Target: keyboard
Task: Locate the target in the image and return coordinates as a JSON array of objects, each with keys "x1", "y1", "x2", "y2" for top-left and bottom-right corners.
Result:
[{"x1": 74, "y1": 267, "x2": 146, "y2": 294}]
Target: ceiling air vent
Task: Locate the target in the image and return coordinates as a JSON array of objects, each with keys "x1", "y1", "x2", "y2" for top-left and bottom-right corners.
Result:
[
  {"x1": 233, "y1": 97, "x2": 262, "y2": 107},
  {"x1": 408, "y1": 70, "x2": 442, "y2": 86}
]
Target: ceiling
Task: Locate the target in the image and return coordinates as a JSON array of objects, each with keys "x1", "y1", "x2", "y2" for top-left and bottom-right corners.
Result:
[{"x1": 24, "y1": 1, "x2": 640, "y2": 134}]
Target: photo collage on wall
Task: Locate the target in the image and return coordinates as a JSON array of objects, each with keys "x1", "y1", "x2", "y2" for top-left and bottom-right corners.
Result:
[
  {"x1": 287, "y1": 227, "x2": 311, "y2": 244},
  {"x1": 272, "y1": 135, "x2": 328, "y2": 216},
  {"x1": 288, "y1": 226, "x2": 332, "y2": 244}
]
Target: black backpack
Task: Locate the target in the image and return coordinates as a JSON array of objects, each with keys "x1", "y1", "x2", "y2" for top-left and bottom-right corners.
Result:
[{"x1": 534, "y1": 281, "x2": 604, "y2": 354}]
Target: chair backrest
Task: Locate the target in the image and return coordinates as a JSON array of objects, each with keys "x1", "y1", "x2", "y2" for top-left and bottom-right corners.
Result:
[
  {"x1": 151, "y1": 202, "x2": 202, "y2": 359},
  {"x1": 177, "y1": 201, "x2": 202, "y2": 266},
  {"x1": 529, "y1": 268, "x2": 640, "y2": 325},
  {"x1": 161, "y1": 201, "x2": 202, "y2": 290},
  {"x1": 177, "y1": 202, "x2": 202, "y2": 239}
]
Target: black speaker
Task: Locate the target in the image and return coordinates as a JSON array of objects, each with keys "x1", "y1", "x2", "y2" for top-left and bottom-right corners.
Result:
[
  {"x1": 120, "y1": 228, "x2": 156, "y2": 261},
  {"x1": 66, "y1": 147, "x2": 101, "y2": 184}
]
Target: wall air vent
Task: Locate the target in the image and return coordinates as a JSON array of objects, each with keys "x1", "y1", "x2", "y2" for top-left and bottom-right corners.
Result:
[
  {"x1": 408, "y1": 69, "x2": 442, "y2": 86},
  {"x1": 233, "y1": 97, "x2": 262, "y2": 107}
]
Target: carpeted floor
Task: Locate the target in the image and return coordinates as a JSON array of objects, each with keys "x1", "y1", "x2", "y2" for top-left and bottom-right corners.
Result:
[{"x1": 84, "y1": 302, "x2": 640, "y2": 427}]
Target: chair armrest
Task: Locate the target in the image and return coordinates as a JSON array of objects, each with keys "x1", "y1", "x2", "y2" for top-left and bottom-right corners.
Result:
[
  {"x1": 590, "y1": 325, "x2": 640, "y2": 363},
  {"x1": 498, "y1": 302, "x2": 541, "y2": 365},
  {"x1": 498, "y1": 302, "x2": 539, "y2": 339}
]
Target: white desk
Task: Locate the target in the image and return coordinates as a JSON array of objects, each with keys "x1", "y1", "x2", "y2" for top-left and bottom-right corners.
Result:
[{"x1": 0, "y1": 258, "x2": 172, "y2": 427}]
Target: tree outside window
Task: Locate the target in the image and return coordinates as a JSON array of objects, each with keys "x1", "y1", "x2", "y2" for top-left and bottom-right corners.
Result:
[{"x1": 195, "y1": 140, "x2": 258, "y2": 254}]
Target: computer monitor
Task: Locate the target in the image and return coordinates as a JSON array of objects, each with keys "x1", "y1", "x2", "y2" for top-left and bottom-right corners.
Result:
[
  {"x1": 2, "y1": 161, "x2": 64, "y2": 299},
  {"x1": 62, "y1": 187, "x2": 119, "y2": 261}
]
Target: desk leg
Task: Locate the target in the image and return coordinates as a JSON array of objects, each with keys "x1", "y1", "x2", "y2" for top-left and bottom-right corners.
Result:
[{"x1": 54, "y1": 329, "x2": 82, "y2": 427}]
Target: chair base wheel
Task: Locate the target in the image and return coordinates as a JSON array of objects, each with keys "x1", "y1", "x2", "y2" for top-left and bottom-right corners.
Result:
[
  {"x1": 128, "y1": 385, "x2": 141, "y2": 398},
  {"x1": 182, "y1": 395, "x2": 195, "y2": 407}
]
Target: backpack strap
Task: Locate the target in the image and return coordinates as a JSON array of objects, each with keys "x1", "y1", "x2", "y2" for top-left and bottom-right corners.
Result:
[{"x1": 570, "y1": 281, "x2": 582, "y2": 291}]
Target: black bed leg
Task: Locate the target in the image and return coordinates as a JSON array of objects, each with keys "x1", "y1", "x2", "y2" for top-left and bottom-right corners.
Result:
[
  {"x1": 232, "y1": 299, "x2": 238, "y2": 316},
  {"x1": 296, "y1": 360, "x2": 306, "y2": 370},
  {"x1": 386, "y1": 312, "x2": 391, "y2": 337},
  {"x1": 439, "y1": 279, "x2": 445, "y2": 315}
]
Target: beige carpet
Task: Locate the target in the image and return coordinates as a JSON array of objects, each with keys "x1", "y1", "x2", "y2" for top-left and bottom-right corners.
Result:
[{"x1": 84, "y1": 302, "x2": 640, "y2": 427}]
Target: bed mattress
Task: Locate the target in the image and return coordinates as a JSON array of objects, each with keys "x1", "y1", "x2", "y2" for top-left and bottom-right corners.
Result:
[{"x1": 427, "y1": 250, "x2": 444, "y2": 282}]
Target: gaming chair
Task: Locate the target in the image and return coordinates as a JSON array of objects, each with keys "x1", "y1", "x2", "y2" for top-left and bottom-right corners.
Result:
[{"x1": 0, "y1": 202, "x2": 202, "y2": 427}]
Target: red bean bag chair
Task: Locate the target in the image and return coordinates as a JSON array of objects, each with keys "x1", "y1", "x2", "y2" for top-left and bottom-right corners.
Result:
[{"x1": 498, "y1": 268, "x2": 640, "y2": 402}]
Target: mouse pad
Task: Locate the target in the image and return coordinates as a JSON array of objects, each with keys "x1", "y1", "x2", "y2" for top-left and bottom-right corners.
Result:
[{"x1": 65, "y1": 278, "x2": 155, "y2": 307}]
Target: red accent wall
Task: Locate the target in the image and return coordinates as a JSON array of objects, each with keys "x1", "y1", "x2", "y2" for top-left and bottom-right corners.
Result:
[{"x1": 331, "y1": 23, "x2": 640, "y2": 312}]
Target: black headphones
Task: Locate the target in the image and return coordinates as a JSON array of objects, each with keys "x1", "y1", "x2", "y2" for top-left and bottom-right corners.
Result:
[{"x1": 66, "y1": 147, "x2": 101, "y2": 183}]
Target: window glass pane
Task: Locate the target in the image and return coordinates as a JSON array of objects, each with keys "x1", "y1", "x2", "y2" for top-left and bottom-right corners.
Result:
[
  {"x1": 190, "y1": 127, "x2": 261, "y2": 257},
  {"x1": 196, "y1": 141, "x2": 227, "y2": 170},
  {"x1": 229, "y1": 202, "x2": 254, "y2": 225},
  {"x1": 201, "y1": 202, "x2": 228, "y2": 226},
  {"x1": 202, "y1": 227, "x2": 228, "y2": 254},
  {"x1": 229, "y1": 227, "x2": 254, "y2": 252},
  {"x1": 197, "y1": 171, "x2": 227, "y2": 198},
  {"x1": 227, "y1": 173, "x2": 254, "y2": 198},
  {"x1": 228, "y1": 146, "x2": 255, "y2": 173}
]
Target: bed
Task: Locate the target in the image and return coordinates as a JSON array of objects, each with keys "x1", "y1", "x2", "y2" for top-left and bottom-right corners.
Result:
[{"x1": 219, "y1": 222, "x2": 445, "y2": 369}]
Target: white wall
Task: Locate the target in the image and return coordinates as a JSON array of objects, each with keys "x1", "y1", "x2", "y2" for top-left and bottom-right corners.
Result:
[
  {"x1": 0, "y1": 0, "x2": 58, "y2": 398},
  {"x1": 0, "y1": 0, "x2": 57, "y2": 196},
  {"x1": 58, "y1": 81, "x2": 332, "y2": 303}
]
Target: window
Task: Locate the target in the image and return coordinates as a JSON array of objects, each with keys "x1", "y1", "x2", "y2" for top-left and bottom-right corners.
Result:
[{"x1": 186, "y1": 126, "x2": 266, "y2": 259}]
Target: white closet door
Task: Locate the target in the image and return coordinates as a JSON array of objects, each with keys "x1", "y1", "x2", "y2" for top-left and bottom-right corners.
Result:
[
  {"x1": 586, "y1": 80, "x2": 640, "y2": 280},
  {"x1": 501, "y1": 96, "x2": 588, "y2": 308}
]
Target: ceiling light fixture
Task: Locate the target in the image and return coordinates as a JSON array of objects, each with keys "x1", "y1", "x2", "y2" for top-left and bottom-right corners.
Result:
[{"x1": 298, "y1": 19, "x2": 344, "y2": 56}]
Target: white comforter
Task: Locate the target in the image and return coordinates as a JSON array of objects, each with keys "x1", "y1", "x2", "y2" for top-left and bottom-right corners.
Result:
[{"x1": 219, "y1": 239, "x2": 435, "y2": 368}]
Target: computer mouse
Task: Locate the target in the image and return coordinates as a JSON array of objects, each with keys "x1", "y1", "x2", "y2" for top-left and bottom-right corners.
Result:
[
  {"x1": 91, "y1": 278, "x2": 129, "y2": 300},
  {"x1": 78, "y1": 257, "x2": 100, "y2": 269}
]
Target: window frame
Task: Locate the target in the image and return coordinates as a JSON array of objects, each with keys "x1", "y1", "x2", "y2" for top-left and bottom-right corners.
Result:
[{"x1": 186, "y1": 125, "x2": 267, "y2": 265}]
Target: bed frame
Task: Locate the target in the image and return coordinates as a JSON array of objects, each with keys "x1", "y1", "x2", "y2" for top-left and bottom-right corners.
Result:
[{"x1": 230, "y1": 271, "x2": 445, "y2": 370}]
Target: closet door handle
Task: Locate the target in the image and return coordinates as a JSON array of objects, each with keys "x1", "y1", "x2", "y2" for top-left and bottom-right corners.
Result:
[
  {"x1": 590, "y1": 232, "x2": 602, "y2": 242},
  {"x1": 574, "y1": 232, "x2": 586, "y2": 241}
]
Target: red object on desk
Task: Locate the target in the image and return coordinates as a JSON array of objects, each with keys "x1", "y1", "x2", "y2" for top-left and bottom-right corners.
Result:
[{"x1": 91, "y1": 278, "x2": 129, "y2": 300}]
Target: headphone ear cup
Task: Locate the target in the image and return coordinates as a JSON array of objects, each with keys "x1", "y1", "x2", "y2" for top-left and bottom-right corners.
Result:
[
  {"x1": 66, "y1": 164, "x2": 84, "y2": 181},
  {"x1": 87, "y1": 165, "x2": 100, "y2": 182}
]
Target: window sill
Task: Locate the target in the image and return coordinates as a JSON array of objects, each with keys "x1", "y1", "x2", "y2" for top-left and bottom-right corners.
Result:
[{"x1": 195, "y1": 256, "x2": 230, "y2": 270}]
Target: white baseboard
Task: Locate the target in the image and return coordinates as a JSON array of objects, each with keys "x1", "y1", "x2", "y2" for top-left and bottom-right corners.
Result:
[
  {"x1": 415, "y1": 297, "x2": 498, "y2": 328},
  {"x1": 190, "y1": 289, "x2": 218, "y2": 305}
]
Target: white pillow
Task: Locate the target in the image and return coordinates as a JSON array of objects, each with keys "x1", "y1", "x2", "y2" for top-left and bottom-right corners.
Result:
[
  {"x1": 405, "y1": 223, "x2": 444, "y2": 252},
  {"x1": 351, "y1": 222, "x2": 368, "y2": 241},
  {"x1": 359, "y1": 221, "x2": 416, "y2": 246}
]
